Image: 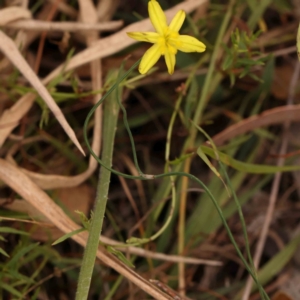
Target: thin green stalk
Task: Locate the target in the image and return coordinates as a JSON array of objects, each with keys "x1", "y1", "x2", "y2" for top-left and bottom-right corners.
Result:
[
  {"x1": 103, "y1": 275, "x2": 123, "y2": 300},
  {"x1": 196, "y1": 126, "x2": 268, "y2": 299},
  {"x1": 220, "y1": 163, "x2": 267, "y2": 300},
  {"x1": 82, "y1": 59, "x2": 268, "y2": 298},
  {"x1": 247, "y1": 0, "x2": 273, "y2": 30},
  {"x1": 191, "y1": 0, "x2": 236, "y2": 141},
  {"x1": 75, "y1": 71, "x2": 122, "y2": 300}
]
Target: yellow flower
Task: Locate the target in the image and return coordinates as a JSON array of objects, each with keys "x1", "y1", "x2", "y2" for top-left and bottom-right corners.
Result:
[{"x1": 127, "y1": 0, "x2": 206, "y2": 75}]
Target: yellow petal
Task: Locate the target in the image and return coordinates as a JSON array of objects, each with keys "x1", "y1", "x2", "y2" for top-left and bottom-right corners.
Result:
[
  {"x1": 169, "y1": 10, "x2": 185, "y2": 32},
  {"x1": 127, "y1": 32, "x2": 159, "y2": 43},
  {"x1": 148, "y1": 0, "x2": 167, "y2": 34},
  {"x1": 170, "y1": 35, "x2": 206, "y2": 53},
  {"x1": 164, "y1": 50, "x2": 176, "y2": 74},
  {"x1": 139, "y1": 43, "x2": 162, "y2": 74}
]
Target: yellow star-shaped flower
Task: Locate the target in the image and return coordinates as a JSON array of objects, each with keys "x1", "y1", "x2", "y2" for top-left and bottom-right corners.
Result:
[{"x1": 127, "y1": 0, "x2": 206, "y2": 75}]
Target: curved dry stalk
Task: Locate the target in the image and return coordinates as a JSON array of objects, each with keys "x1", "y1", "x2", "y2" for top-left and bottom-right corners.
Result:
[
  {"x1": 0, "y1": 6, "x2": 31, "y2": 25},
  {"x1": 97, "y1": 0, "x2": 120, "y2": 22},
  {"x1": 0, "y1": 158, "x2": 177, "y2": 300},
  {"x1": 46, "y1": 0, "x2": 78, "y2": 18}
]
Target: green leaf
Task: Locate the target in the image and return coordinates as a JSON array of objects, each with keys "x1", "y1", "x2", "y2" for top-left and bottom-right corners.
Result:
[
  {"x1": 0, "y1": 247, "x2": 9, "y2": 257},
  {"x1": 0, "y1": 227, "x2": 29, "y2": 235},
  {"x1": 6, "y1": 243, "x2": 39, "y2": 268},
  {"x1": 197, "y1": 147, "x2": 221, "y2": 178},
  {"x1": 52, "y1": 228, "x2": 85, "y2": 245},
  {"x1": 234, "y1": 235, "x2": 300, "y2": 299},
  {"x1": 0, "y1": 282, "x2": 23, "y2": 297},
  {"x1": 106, "y1": 246, "x2": 135, "y2": 268},
  {"x1": 257, "y1": 235, "x2": 300, "y2": 287},
  {"x1": 201, "y1": 145, "x2": 300, "y2": 173},
  {"x1": 169, "y1": 152, "x2": 194, "y2": 165},
  {"x1": 75, "y1": 210, "x2": 91, "y2": 230},
  {"x1": 184, "y1": 77, "x2": 198, "y2": 126}
]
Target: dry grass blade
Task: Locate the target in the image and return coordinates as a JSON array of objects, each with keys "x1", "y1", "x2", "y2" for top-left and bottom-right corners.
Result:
[
  {"x1": 0, "y1": 6, "x2": 31, "y2": 25},
  {"x1": 97, "y1": 0, "x2": 120, "y2": 21},
  {"x1": 47, "y1": 0, "x2": 78, "y2": 18},
  {"x1": 0, "y1": 30, "x2": 85, "y2": 156},
  {"x1": 4, "y1": 135, "x2": 97, "y2": 189},
  {"x1": 0, "y1": 93, "x2": 35, "y2": 148},
  {"x1": 0, "y1": 159, "x2": 173, "y2": 300},
  {"x1": 4, "y1": 19, "x2": 123, "y2": 32},
  {"x1": 212, "y1": 104, "x2": 300, "y2": 146}
]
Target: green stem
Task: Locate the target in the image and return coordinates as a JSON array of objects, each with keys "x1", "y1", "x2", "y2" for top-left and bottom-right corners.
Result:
[
  {"x1": 75, "y1": 71, "x2": 121, "y2": 300},
  {"x1": 82, "y1": 59, "x2": 269, "y2": 299},
  {"x1": 191, "y1": 0, "x2": 236, "y2": 142}
]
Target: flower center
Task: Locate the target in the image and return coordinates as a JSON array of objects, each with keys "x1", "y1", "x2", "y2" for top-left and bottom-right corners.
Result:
[{"x1": 157, "y1": 27, "x2": 178, "y2": 55}]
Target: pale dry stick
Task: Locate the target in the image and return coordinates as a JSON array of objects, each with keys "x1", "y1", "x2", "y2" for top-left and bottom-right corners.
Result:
[
  {"x1": 0, "y1": 6, "x2": 31, "y2": 25},
  {"x1": 0, "y1": 30, "x2": 85, "y2": 156},
  {"x1": 110, "y1": 243, "x2": 222, "y2": 266},
  {"x1": 46, "y1": 0, "x2": 78, "y2": 18},
  {"x1": 5, "y1": 19, "x2": 123, "y2": 32},
  {"x1": 0, "y1": 159, "x2": 172, "y2": 300},
  {"x1": 97, "y1": 0, "x2": 120, "y2": 22},
  {"x1": 20, "y1": 0, "x2": 29, "y2": 8},
  {"x1": 242, "y1": 61, "x2": 300, "y2": 300}
]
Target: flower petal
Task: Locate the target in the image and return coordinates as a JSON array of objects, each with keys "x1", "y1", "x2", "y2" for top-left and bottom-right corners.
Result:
[
  {"x1": 170, "y1": 35, "x2": 206, "y2": 53},
  {"x1": 148, "y1": 0, "x2": 167, "y2": 34},
  {"x1": 127, "y1": 32, "x2": 159, "y2": 43},
  {"x1": 164, "y1": 50, "x2": 176, "y2": 74},
  {"x1": 139, "y1": 43, "x2": 162, "y2": 74},
  {"x1": 169, "y1": 10, "x2": 185, "y2": 32}
]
